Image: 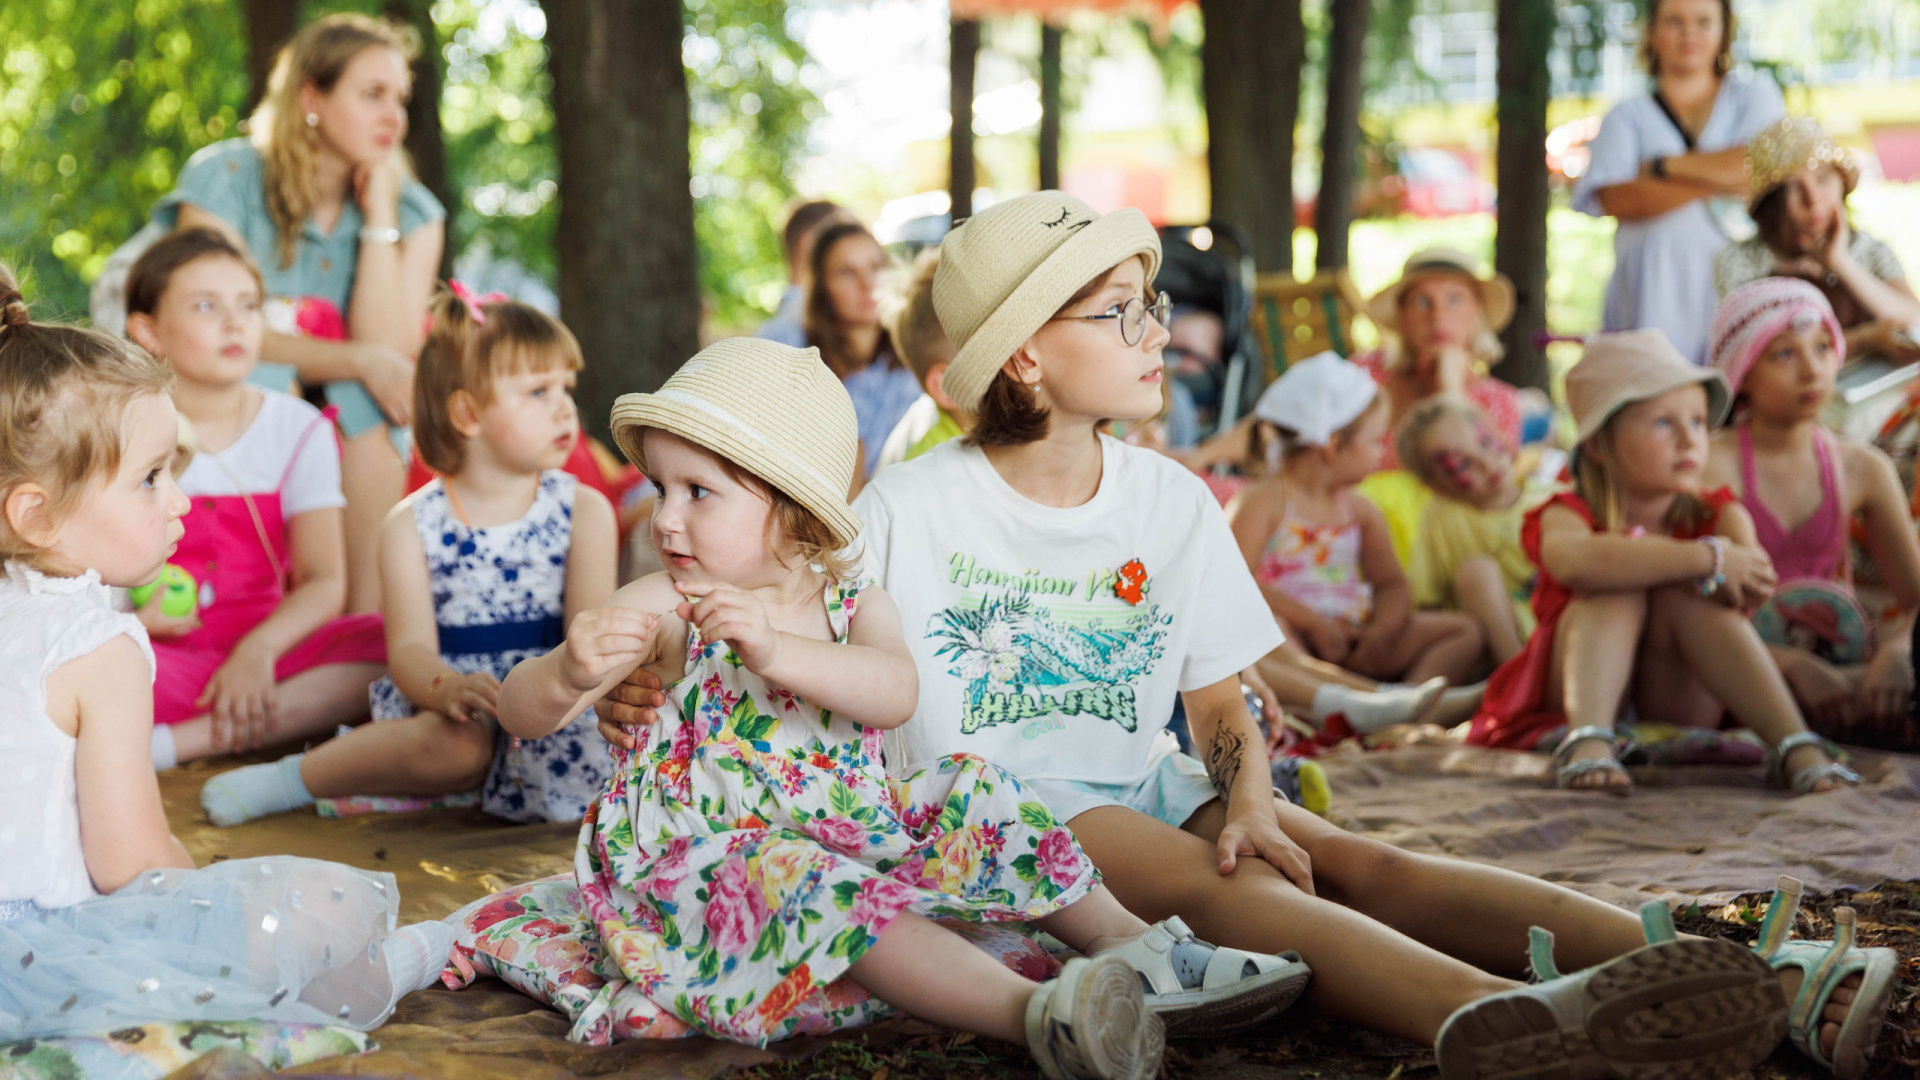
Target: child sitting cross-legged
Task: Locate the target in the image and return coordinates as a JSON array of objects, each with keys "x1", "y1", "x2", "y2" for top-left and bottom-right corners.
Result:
[
  {"x1": 1702, "y1": 278, "x2": 1920, "y2": 746},
  {"x1": 1226, "y1": 353, "x2": 1487, "y2": 737},
  {"x1": 201, "y1": 286, "x2": 618, "y2": 825},
  {"x1": 468, "y1": 340, "x2": 1310, "y2": 1074},
  {"x1": 123, "y1": 229, "x2": 387, "y2": 767},
  {"x1": 0, "y1": 267, "x2": 450, "y2": 1038},
  {"x1": 1468, "y1": 329, "x2": 1859, "y2": 796},
  {"x1": 1398, "y1": 395, "x2": 1563, "y2": 666}
]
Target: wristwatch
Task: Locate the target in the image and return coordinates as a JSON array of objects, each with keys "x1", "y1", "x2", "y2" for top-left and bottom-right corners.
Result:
[
  {"x1": 359, "y1": 225, "x2": 402, "y2": 244},
  {"x1": 1650, "y1": 156, "x2": 1669, "y2": 179}
]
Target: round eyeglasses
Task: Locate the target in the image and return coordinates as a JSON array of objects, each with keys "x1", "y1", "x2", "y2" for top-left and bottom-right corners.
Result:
[{"x1": 1049, "y1": 293, "x2": 1173, "y2": 347}]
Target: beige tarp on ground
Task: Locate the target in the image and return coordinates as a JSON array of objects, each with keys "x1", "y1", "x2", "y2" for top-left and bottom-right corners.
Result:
[{"x1": 157, "y1": 743, "x2": 1920, "y2": 1078}]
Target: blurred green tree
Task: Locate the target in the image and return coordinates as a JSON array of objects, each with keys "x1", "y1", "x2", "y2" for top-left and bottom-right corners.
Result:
[{"x1": 0, "y1": 0, "x2": 812, "y2": 331}]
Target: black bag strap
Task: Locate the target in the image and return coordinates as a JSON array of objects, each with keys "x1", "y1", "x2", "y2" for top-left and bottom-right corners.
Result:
[{"x1": 1650, "y1": 91, "x2": 1699, "y2": 151}]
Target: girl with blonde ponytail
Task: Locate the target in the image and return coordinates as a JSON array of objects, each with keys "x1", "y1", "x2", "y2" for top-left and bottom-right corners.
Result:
[{"x1": 151, "y1": 12, "x2": 446, "y2": 615}]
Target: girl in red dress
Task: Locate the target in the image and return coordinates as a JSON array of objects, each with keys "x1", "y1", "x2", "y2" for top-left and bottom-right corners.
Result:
[{"x1": 1468, "y1": 330, "x2": 1857, "y2": 796}]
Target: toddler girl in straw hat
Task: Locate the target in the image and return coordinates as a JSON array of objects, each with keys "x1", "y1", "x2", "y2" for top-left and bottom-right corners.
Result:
[
  {"x1": 1700, "y1": 278, "x2": 1920, "y2": 747},
  {"x1": 1468, "y1": 328, "x2": 1858, "y2": 797},
  {"x1": 486, "y1": 338, "x2": 1305, "y2": 1075}
]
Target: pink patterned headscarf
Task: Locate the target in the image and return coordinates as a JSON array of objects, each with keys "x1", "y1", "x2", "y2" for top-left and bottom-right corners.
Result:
[{"x1": 1708, "y1": 277, "x2": 1846, "y2": 396}]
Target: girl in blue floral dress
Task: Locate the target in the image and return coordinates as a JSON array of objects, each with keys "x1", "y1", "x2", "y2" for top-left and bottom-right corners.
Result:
[
  {"x1": 473, "y1": 340, "x2": 1303, "y2": 1079},
  {"x1": 202, "y1": 288, "x2": 619, "y2": 826}
]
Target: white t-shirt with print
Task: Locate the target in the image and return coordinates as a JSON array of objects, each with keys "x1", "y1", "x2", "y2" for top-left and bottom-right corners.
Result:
[
  {"x1": 852, "y1": 435, "x2": 1283, "y2": 788},
  {"x1": 177, "y1": 389, "x2": 344, "y2": 516}
]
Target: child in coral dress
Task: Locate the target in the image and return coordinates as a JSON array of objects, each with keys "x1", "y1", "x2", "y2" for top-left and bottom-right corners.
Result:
[{"x1": 470, "y1": 340, "x2": 1307, "y2": 1078}]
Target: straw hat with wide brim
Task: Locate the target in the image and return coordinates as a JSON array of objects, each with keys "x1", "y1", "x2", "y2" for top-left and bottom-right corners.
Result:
[
  {"x1": 1567, "y1": 329, "x2": 1731, "y2": 448},
  {"x1": 933, "y1": 191, "x2": 1162, "y2": 413},
  {"x1": 608, "y1": 339, "x2": 862, "y2": 548},
  {"x1": 1747, "y1": 116, "x2": 1860, "y2": 211},
  {"x1": 1366, "y1": 248, "x2": 1516, "y2": 335}
]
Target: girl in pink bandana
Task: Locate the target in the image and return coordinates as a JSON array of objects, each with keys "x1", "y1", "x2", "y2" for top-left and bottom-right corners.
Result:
[{"x1": 1702, "y1": 277, "x2": 1920, "y2": 744}]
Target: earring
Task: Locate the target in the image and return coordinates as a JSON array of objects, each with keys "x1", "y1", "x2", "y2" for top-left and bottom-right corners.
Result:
[{"x1": 305, "y1": 112, "x2": 319, "y2": 128}]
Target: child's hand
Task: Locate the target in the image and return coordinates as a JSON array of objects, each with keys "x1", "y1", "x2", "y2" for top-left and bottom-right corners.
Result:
[
  {"x1": 199, "y1": 641, "x2": 278, "y2": 751},
  {"x1": 1720, "y1": 542, "x2": 1777, "y2": 609},
  {"x1": 596, "y1": 668, "x2": 669, "y2": 752},
  {"x1": 560, "y1": 606, "x2": 660, "y2": 694},
  {"x1": 1781, "y1": 650, "x2": 1854, "y2": 733},
  {"x1": 1858, "y1": 644, "x2": 1912, "y2": 727},
  {"x1": 434, "y1": 671, "x2": 501, "y2": 723},
  {"x1": 1303, "y1": 614, "x2": 1356, "y2": 664},
  {"x1": 134, "y1": 596, "x2": 199, "y2": 640},
  {"x1": 675, "y1": 581, "x2": 781, "y2": 672}
]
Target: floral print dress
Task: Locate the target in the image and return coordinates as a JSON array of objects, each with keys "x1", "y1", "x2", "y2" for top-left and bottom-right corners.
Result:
[{"x1": 447, "y1": 579, "x2": 1101, "y2": 1047}]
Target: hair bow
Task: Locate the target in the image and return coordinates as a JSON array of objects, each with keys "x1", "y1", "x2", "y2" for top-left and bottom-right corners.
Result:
[{"x1": 447, "y1": 279, "x2": 509, "y2": 325}]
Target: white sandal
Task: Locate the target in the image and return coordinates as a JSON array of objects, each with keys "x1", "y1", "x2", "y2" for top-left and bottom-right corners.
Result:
[
  {"x1": 1750, "y1": 876, "x2": 1898, "y2": 1079},
  {"x1": 1025, "y1": 955, "x2": 1164, "y2": 1080},
  {"x1": 1437, "y1": 903, "x2": 1787, "y2": 1080},
  {"x1": 1096, "y1": 917, "x2": 1311, "y2": 1038}
]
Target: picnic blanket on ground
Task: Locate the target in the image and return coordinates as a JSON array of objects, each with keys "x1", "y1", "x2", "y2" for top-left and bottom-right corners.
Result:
[
  {"x1": 1316, "y1": 739, "x2": 1920, "y2": 907},
  {"x1": 119, "y1": 745, "x2": 1920, "y2": 1079}
]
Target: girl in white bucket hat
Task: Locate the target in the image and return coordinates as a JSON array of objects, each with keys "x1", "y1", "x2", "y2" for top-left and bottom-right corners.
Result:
[
  {"x1": 690, "y1": 192, "x2": 1786, "y2": 1077},
  {"x1": 483, "y1": 338, "x2": 1311, "y2": 1078}
]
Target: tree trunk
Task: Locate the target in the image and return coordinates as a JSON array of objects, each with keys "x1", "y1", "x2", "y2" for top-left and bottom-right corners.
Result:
[
  {"x1": 242, "y1": 0, "x2": 300, "y2": 113},
  {"x1": 950, "y1": 18, "x2": 980, "y2": 221},
  {"x1": 1313, "y1": 0, "x2": 1368, "y2": 271},
  {"x1": 544, "y1": 0, "x2": 701, "y2": 442},
  {"x1": 1492, "y1": 0, "x2": 1554, "y2": 391},
  {"x1": 1038, "y1": 22, "x2": 1062, "y2": 192},
  {"x1": 1200, "y1": 0, "x2": 1304, "y2": 274},
  {"x1": 385, "y1": 0, "x2": 454, "y2": 278}
]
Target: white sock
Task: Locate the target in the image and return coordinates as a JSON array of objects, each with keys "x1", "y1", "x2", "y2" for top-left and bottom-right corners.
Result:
[
  {"x1": 1308, "y1": 678, "x2": 1445, "y2": 734},
  {"x1": 150, "y1": 725, "x2": 178, "y2": 770},
  {"x1": 200, "y1": 753, "x2": 314, "y2": 827},
  {"x1": 382, "y1": 921, "x2": 456, "y2": 997}
]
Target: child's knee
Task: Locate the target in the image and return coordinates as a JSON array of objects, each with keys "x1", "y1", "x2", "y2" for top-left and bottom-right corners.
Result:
[
  {"x1": 1303, "y1": 830, "x2": 1413, "y2": 901},
  {"x1": 415, "y1": 715, "x2": 496, "y2": 787}
]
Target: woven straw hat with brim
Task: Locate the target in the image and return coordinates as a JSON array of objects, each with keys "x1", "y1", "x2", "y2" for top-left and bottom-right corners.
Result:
[
  {"x1": 608, "y1": 338, "x2": 862, "y2": 548},
  {"x1": 1747, "y1": 117, "x2": 1859, "y2": 211},
  {"x1": 933, "y1": 191, "x2": 1162, "y2": 414},
  {"x1": 1367, "y1": 248, "x2": 1516, "y2": 335},
  {"x1": 1567, "y1": 329, "x2": 1731, "y2": 449}
]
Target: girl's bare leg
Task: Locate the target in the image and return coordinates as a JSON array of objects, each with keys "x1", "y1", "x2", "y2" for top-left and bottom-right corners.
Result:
[
  {"x1": 170, "y1": 662, "x2": 384, "y2": 764},
  {"x1": 1638, "y1": 585, "x2": 1843, "y2": 789},
  {"x1": 848, "y1": 911, "x2": 1036, "y2": 1044},
  {"x1": 297, "y1": 710, "x2": 495, "y2": 797},
  {"x1": 1349, "y1": 611, "x2": 1484, "y2": 684},
  {"x1": 1032, "y1": 884, "x2": 1151, "y2": 954},
  {"x1": 1068, "y1": 805, "x2": 1518, "y2": 1044},
  {"x1": 340, "y1": 427, "x2": 405, "y2": 614},
  {"x1": 1546, "y1": 592, "x2": 1647, "y2": 791},
  {"x1": 1260, "y1": 646, "x2": 1378, "y2": 693},
  {"x1": 1455, "y1": 554, "x2": 1526, "y2": 663}
]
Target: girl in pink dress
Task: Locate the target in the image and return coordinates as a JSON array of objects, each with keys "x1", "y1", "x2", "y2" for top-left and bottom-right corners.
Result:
[{"x1": 124, "y1": 230, "x2": 385, "y2": 766}]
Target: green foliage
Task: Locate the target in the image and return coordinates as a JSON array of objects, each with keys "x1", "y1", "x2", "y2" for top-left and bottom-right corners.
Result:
[
  {"x1": 0, "y1": 0, "x2": 249, "y2": 317},
  {"x1": 0, "y1": 0, "x2": 812, "y2": 331}
]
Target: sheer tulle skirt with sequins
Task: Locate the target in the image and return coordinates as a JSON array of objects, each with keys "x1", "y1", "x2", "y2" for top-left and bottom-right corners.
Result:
[{"x1": 0, "y1": 856, "x2": 401, "y2": 1039}]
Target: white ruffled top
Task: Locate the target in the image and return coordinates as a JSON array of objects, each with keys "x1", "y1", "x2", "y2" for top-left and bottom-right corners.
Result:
[{"x1": 0, "y1": 561, "x2": 154, "y2": 909}]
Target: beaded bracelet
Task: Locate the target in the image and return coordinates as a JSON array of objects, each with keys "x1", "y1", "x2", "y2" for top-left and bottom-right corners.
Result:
[{"x1": 1696, "y1": 535, "x2": 1726, "y2": 597}]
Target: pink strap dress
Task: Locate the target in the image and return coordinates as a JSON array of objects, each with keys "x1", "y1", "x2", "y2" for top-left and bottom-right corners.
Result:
[
  {"x1": 1737, "y1": 423, "x2": 1849, "y2": 585},
  {"x1": 152, "y1": 412, "x2": 385, "y2": 725}
]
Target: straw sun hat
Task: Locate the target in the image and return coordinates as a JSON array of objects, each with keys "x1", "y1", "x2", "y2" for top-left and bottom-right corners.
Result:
[
  {"x1": 608, "y1": 338, "x2": 862, "y2": 547},
  {"x1": 933, "y1": 191, "x2": 1162, "y2": 413},
  {"x1": 1366, "y1": 248, "x2": 1515, "y2": 335},
  {"x1": 1746, "y1": 117, "x2": 1859, "y2": 211},
  {"x1": 1566, "y1": 329, "x2": 1730, "y2": 448}
]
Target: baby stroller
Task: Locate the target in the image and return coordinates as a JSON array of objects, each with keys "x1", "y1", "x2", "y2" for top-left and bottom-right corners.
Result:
[{"x1": 1155, "y1": 221, "x2": 1261, "y2": 438}]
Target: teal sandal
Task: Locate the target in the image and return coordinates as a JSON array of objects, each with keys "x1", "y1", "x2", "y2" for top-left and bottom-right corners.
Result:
[
  {"x1": 1551, "y1": 725, "x2": 1631, "y2": 793},
  {"x1": 1750, "y1": 875, "x2": 1899, "y2": 1080},
  {"x1": 1767, "y1": 732, "x2": 1861, "y2": 795},
  {"x1": 1438, "y1": 900, "x2": 1785, "y2": 1080}
]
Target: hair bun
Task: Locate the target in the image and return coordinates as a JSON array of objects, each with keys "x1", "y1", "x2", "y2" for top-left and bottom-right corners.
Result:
[{"x1": 0, "y1": 288, "x2": 28, "y2": 330}]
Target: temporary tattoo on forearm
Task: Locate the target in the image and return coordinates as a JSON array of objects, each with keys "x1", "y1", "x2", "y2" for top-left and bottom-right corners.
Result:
[{"x1": 1206, "y1": 728, "x2": 1245, "y2": 798}]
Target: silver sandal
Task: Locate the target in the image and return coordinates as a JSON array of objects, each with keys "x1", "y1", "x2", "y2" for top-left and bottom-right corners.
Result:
[
  {"x1": 1767, "y1": 732, "x2": 1861, "y2": 795},
  {"x1": 1551, "y1": 725, "x2": 1631, "y2": 793}
]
